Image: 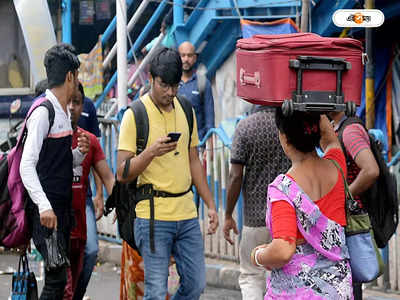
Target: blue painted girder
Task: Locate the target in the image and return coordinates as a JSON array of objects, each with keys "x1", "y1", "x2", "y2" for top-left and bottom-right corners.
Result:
[
  {"x1": 175, "y1": 0, "x2": 301, "y2": 78},
  {"x1": 198, "y1": 20, "x2": 241, "y2": 78},
  {"x1": 176, "y1": 0, "x2": 300, "y2": 46}
]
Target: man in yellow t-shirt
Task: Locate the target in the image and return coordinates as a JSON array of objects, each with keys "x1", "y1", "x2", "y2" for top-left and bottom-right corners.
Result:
[{"x1": 117, "y1": 48, "x2": 218, "y2": 300}]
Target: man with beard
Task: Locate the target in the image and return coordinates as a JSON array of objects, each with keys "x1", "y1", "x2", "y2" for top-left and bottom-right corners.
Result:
[{"x1": 178, "y1": 41, "x2": 215, "y2": 142}]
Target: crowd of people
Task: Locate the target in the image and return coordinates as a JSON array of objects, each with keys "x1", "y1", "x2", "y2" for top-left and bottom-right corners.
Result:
[{"x1": 19, "y1": 26, "x2": 380, "y2": 299}]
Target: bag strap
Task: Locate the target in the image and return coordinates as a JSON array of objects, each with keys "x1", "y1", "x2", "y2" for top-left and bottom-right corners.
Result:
[
  {"x1": 128, "y1": 99, "x2": 156, "y2": 252},
  {"x1": 130, "y1": 96, "x2": 194, "y2": 151},
  {"x1": 176, "y1": 94, "x2": 194, "y2": 148},
  {"x1": 122, "y1": 157, "x2": 131, "y2": 179},
  {"x1": 22, "y1": 254, "x2": 30, "y2": 273},
  {"x1": 17, "y1": 254, "x2": 24, "y2": 273},
  {"x1": 17, "y1": 254, "x2": 30, "y2": 274},
  {"x1": 328, "y1": 159, "x2": 353, "y2": 218},
  {"x1": 128, "y1": 97, "x2": 193, "y2": 253},
  {"x1": 17, "y1": 98, "x2": 55, "y2": 150},
  {"x1": 136, "y1": 184, "x2": 192, "y2": 201},
  {"x1": 337, "y1": 116, "x2": 364, "y2": 163},
  {"x1": 129, "y1": 99, "x2": 148, "y2": 156},
  {"x1": 39, "y1": 100, "x2": 56, "y2": 135}
]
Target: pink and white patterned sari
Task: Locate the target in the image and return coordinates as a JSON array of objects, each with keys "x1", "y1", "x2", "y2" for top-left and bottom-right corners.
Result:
[{"x1": 265, "y1": 175, "x2": 353, "y2": 299}]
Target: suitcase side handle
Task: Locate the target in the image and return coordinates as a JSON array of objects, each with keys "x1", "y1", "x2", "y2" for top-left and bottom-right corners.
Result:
[{"x1": 239, "y1": 68, "x2": 261, "y2": 88}]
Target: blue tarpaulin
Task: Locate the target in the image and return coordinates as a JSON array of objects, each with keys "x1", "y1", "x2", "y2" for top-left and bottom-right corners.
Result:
[{"x1": 241, "y1": 18, "x2": 299, "y2": 39}]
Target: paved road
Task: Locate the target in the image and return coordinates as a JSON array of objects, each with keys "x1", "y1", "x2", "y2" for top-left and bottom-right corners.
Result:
[
  {"x1": 1, "y1": 251, "x2": 400, "y2": 300},
  {"x1": 0, "y1": 252, "x2": 241, "y2": 299}
]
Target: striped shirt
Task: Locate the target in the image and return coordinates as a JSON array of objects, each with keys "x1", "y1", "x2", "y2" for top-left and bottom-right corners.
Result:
[
  {"x1": 341, "y1": 123, "x2": 370, "y2": 208},
  {"x1": 342, "y1": 123, "x2": 370, "y2": 160}
]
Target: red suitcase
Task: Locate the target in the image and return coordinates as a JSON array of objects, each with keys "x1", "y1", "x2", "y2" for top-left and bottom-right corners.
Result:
[{"x1": 236, "y1": 33, "x2": 363, "y2": 115}]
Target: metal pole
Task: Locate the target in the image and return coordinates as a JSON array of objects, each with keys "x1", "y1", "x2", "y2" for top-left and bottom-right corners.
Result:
[
  {"x1": 101, "y1": 0, "x2": 135, "y2": 48},
  {"x1": 301, "y1": 0, "x2": 309, "y2": 32},
  {"x1": 117, "y1": 0, "x2": 128, "y2": 110},
  {"x1": 103, "y1": 0, "x2": 151, "y2": 68},
  {"x1": 174, "y1": 0, "x2": 184, "y2": 27},
  {"x1": 96, "y1": 0, "x2": 168, "y2": 108},
  {"x1": 57, "y1": 3, "x2": 62, "y2": 42},
  {"x1": 102, "y1": 19, "x2": 117, "y2": 47},
  {"x1": 126, "y1": 0, "x2": 168, "y2": 58},
  {"x1": 365, "y1": 0, "x2": 375, "y2": 130},
  {"x1": 127, "y1": 33, "x2": 165, "y2": 86},
  {"x1": 61, "y1": 0, "x2": 71, "y2": 43}
]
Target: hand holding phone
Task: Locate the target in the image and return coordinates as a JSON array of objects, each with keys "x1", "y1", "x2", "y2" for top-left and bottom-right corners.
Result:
[{"x1": 167, "y1": 132, "x2": 181, "y2": 143}]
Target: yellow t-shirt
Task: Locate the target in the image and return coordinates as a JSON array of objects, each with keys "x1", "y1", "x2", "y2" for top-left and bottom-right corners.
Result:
[{"x1": 118, "y1": 94, "x2": 199, "y2": 221}]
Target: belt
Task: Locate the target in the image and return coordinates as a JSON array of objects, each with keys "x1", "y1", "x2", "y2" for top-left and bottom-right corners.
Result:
[
  {"x1": 136, "y1": 184, "x2": 191, "y2": 201},
  {"x1": 135, "y1": 184, "x2": 192, "y2": 253}
]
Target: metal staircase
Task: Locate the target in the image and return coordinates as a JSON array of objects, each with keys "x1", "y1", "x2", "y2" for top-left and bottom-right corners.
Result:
[
  {"x1": 170, "y1": 0, "x2": 302, "y2": 77},
  {"x1": 95, "y1": 0, "x2": 301, "y2": 109}
]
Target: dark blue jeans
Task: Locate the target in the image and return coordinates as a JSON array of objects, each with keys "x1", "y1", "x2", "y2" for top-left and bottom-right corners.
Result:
[
  {"x1": 135, "y1": 217, "x2": 206, "y2": 300},
  {"x1": 73, "y1": 196, "x2": 98, "y2": 300}
]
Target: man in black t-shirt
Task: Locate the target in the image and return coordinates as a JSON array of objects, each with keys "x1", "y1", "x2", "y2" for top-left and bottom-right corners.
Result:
[{"x1": 223, "y1": 106, "x2": 291, "y2": 300}]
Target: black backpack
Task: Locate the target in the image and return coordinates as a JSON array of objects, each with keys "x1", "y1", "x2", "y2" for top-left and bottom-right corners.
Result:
[
  {"x1": 338, "y1": 117, "x2": 399, "y2": 248},
  {"x1": 104, "y1": 95, "x2": 194, "y2": 253}
]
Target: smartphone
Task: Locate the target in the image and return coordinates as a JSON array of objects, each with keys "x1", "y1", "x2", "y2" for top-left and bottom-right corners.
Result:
[{"x1": 167, "y1": 132, "x2": 181, "y2": 143}]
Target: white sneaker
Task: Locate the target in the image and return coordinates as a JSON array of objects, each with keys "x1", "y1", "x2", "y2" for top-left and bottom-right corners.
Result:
[{"x1": 83, "y1": 297, "x2": 91, "y2": 300}]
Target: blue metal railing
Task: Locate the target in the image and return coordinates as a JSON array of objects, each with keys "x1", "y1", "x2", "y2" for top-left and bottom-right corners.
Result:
[
  {"x1": 96, "y1": 111, "x2": 400, "y2": 265},
  {"x1": 126, "y1": 1, "x2": 169, "y2": 63},
  {"x1": 95, "y1": 0, "x2": 169, "y2": 109},
  {"x1": 61, "y1": 0, "x2": 72, "y2": 43},
  {"x1": 101, "y1": 0, "x2": 135, "y2": 47},
  {"x1": 96, "y1": 117, "x2": 243, "y2": 260},
  {"x1": 94, "y1": 0, "x2": 303, "y2": 111},
  {"x1": 62, "y1": 0, "x2": 135, "y2": 45},
  {"x1": 388, "y1": 151, "x2": 400, "y2": 167}
]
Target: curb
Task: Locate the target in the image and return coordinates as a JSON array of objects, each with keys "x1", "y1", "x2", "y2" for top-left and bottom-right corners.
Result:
[
  {"x1": 96, "y1": 241, "x2": 400, "y2": 299},
  {"x1": 98, "y1": 240, "x2": 241, "y2": 291},
  {"x1": 204, "y1": 263, "x2": 240, "y2": 290}
]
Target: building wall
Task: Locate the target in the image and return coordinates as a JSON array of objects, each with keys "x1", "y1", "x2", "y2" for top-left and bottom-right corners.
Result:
[{"x1": 214, "y1": 52, "x2": 252, "y2": 125}]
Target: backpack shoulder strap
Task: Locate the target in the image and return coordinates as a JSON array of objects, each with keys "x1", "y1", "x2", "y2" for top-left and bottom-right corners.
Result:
[
  {"x1": 328, "y1": 158, "x2": 353, "y2": 216},
  {"x1": 38, "y1": 100, "x2": 55, "y2": 134},
  {"x1": 17, "y1": 98, "x2": 55, "y2": 149},
  {"x1": 176, "y1": 94, "x2": 194, "y2": 148},
  {"x1": 129, "y1": 99, "x2": 149, "y2": 155},
  {"x1": 337, "y1": 116, "x2": 364, "y2": 161},
  {"x1": 196, "y1": 73, "x2": 207, "y2": 103}
]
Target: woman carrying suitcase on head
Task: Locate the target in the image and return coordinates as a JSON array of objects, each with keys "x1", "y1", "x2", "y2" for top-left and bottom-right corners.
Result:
[{"x1": 251, "y1": 111, "x2": 353, "y2": 299}]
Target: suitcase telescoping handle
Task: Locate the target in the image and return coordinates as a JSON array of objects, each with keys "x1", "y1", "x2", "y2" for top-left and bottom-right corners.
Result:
[
  {"x1": 239, "y1": 68, "x2": 261, "y2": 88},
  {"x1": 283, "y1": 56, "x2": 356, "y2": 117},
  {"x1": 289, "y1": 56, "x2": 351, "y2": 100}
]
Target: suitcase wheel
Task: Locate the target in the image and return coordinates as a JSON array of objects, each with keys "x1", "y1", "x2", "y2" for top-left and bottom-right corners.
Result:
[
  {"x1": 345, "y1": 101, "x2": 356, "y2": 117},
  {"x1": 282, "y1": 99, "x2": 294, "y2": 117}
]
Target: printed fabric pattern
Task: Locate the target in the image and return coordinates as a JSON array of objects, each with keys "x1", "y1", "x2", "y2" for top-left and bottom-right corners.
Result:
[{"x1": 266, "y1": 175, "x2": 353, "y2": 299}]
